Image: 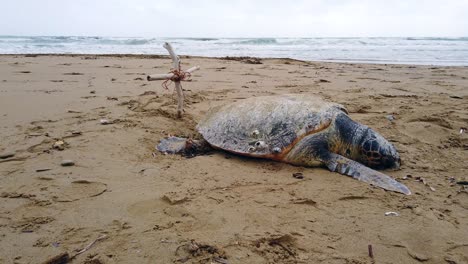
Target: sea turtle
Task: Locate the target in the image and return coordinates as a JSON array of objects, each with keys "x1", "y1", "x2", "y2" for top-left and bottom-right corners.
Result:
[{"x1": 157, "y1": 94, "x2": 410, "y2": 195}]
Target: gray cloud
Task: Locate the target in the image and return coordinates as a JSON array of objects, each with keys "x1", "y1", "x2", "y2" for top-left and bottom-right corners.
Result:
[{"x1": 1, "y1": 0, "x2": 467, "y2": 37}]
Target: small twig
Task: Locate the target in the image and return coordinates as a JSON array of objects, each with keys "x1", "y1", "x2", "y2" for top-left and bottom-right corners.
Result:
[
  {"x1": 0, "y1": 156, "x2": 29, "y2": 163},
  {"x1": 161, "y1": 239, "x2": 177, "y2": 244},
  {"x1": 368, "y1": 244, "x2": 374, "y2": 259},
  {"x1": 71, "y1": 234, "x2": 108, "y2": 259}
]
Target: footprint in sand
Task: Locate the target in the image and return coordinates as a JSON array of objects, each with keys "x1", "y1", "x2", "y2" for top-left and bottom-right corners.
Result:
[
  {"x1": 49, "y1": 180, "x2": 107, "y2": 202},
  {"x1": 11, "y1": 216, "x2": 55, "y2": 232},
  {"x1": 9, "y1": 180, "x2": 108, "y2": 203},
  {"x1": 128, "y1": 197, "x2": 221, "y2": 232}
]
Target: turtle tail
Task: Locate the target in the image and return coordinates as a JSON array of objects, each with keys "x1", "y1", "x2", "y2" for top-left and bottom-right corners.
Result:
[{"x1": 157, "y1": 136, "x2": 211, "y2": 157}]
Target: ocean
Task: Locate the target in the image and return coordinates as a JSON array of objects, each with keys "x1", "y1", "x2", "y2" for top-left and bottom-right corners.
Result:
[{"x1": 1, "y1": 36, "x2": 467, "y2": 66}]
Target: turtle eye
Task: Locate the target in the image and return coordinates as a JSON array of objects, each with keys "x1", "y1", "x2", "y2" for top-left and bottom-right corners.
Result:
[{"x1": 255, "y1": 141, "x2": 261, "y2": 146}]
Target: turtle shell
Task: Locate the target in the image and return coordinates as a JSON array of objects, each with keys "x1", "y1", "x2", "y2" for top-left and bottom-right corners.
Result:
[{"x1": 197, "y1": 94, "x2": 347, "y2": 158}]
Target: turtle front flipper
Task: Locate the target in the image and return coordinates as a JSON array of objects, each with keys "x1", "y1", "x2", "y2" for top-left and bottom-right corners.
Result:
[
  {"x1": 157, "y1": 136, "x2": 211, "y2": 157},
  {"x1": 321, "y1": 152, "x2": 411, "y2": 195}
]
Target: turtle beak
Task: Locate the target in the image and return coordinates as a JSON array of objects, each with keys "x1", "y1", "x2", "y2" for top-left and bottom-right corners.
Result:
[{"x1": 359, "y1": 128, "x2": 401, "y2": 170}]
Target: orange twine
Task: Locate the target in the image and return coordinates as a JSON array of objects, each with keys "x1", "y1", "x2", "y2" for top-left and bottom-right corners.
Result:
[{"x1": 161, "y1": 68, "x2": 191, "y2": 90}]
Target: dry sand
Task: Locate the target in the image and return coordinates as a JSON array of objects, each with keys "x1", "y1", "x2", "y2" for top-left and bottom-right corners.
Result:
[{"x1": 0, "y1": 54, "x2": 467, "y2": 264}]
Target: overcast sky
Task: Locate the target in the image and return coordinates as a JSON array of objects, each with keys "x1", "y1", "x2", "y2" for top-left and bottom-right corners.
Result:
[{"x1": 2, "y1": 0, "x2": 468, "y2": 37}]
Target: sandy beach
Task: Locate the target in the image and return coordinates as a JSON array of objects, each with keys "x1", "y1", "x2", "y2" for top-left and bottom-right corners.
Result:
[{"x1": 0, "y1": 54, "x2": 467, "y2": 263}]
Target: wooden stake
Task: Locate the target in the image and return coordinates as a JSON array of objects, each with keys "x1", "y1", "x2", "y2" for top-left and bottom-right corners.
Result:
[
  {"x1": 368, "y1": 244, "x2": 374, "y2": 259},
  {"x1": 164, "y1": 43, "x2": 184, "y2": 118}
]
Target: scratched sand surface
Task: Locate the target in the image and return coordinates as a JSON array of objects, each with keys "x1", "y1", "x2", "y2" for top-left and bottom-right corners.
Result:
[{"x1": 0, "y1": 55, "x2": 467, "y2": 264}]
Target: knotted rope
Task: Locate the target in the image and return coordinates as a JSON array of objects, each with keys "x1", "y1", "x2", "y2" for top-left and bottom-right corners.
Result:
[{"x1": 161, "y1": 68, "x2": 191, "y2": 90}]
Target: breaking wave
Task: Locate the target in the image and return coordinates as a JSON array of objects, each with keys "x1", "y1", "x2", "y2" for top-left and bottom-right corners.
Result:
[
  {"x1": 234, "y1": 38, "x2": 278, "y2": 45},
  {"x1": 1, "y1": 35, "x2": 467, "y2": 65}
]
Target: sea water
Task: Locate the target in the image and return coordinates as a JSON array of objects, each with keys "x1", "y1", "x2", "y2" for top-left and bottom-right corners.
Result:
[{"x1": 1, "y1": 36, "x2": 467, "y2": 66}]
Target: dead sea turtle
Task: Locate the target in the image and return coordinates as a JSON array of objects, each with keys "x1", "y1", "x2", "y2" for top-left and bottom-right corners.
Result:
[{"x1": 157, "y1": 94, "x2": 410, "y2": 195}]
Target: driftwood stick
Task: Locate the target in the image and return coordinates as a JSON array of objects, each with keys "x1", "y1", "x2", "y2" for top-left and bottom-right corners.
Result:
[
  {"x1": 71, "y1": 234, "x2": 108, "y2": 259},
  {"x1": 174, "y1": 81, "x2": 184, "y2": 118},
  {"x1": 186, "y1": 65, "x2": 201, "y2": 73},
  {"x1": 163, "y1": 42, "x2": 183, "y2": 117},
  {"x1": 147, "y1": 73, "x2": 174, "y2": 81},
  {"x1": 163, "y1": 42, "x2": 180, "y2": 70},
  {"x1": 147, "y1": 66, "x2": 200, "y2": 81}
]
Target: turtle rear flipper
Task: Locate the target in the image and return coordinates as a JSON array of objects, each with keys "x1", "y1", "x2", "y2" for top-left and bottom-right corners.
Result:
[
  {"x1": 157, "y1": 137, "x2": 211, "y2": 157},
  {"x1": 157, "y1": 137, "x2": 188, "y2": 154},
  {"x1": 323, "y1": 153, "x2": 411, "y2": 195}
]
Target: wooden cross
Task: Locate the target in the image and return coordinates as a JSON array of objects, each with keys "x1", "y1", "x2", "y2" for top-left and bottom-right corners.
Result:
[{"x1": 147, "y1": 42, "x2": 200, "y2": 118}]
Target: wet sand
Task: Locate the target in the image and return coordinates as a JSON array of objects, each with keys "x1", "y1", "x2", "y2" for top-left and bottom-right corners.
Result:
[{"x1": 0, "y1": 54, "x2": 467, "y2": 264}]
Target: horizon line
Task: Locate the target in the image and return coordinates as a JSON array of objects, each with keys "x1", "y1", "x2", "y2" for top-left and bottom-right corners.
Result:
[{"x1": 1, "y1": 35, "x2": 468, "y2": 39}]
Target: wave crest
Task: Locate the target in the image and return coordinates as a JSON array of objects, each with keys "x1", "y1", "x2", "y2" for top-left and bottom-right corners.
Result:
[{"x1": 235, "y1": 38, "x2": 278, "y2": 45}]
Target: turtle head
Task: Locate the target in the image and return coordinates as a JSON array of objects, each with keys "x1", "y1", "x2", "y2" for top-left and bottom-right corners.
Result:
[
  {"x1": 333, "y1": 113, "x2": 400, "y2": 170},
  {"x1": 357, "y1": 127, "x2": 401, "y2": 169}
]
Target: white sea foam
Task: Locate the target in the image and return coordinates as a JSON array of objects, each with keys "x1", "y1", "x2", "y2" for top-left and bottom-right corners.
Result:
[{"x1": 1, "y1": 36, "x2": 467, "y2": 65}]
